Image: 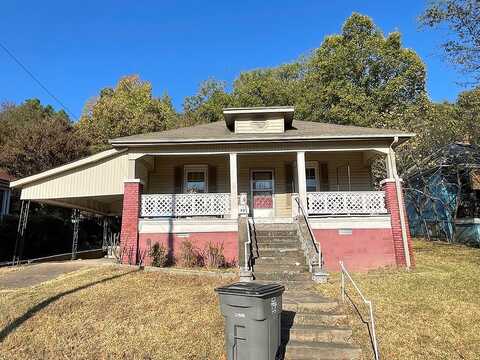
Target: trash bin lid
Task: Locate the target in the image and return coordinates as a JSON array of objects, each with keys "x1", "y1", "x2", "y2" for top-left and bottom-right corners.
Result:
[{"x1": 215, "y1": 282, "x2": 285, "y2": 298}]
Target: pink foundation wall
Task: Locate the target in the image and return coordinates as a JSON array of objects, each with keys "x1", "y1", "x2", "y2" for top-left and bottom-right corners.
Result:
[
  {"x1": 138, "y1": 232, "x2": 239, "y2": 266},
  {"x1": 314, "y1": 228, "x2": 397, "y2": 271}
]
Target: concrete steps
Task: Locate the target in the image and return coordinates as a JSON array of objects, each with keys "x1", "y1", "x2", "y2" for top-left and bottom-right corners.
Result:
[
  {"x1": 283, "y1": 294, "x2": 339, "y2": 313},
  {"x1": 255, "y1": 280, "x2": 315, "y2": 291},
  {"x1": 253, "y1": 223, "x2": 297, "y2": 231},
  {"x1": 255, "y1": 230, "x2": 298, "y2": 238},
  {"x1": 282, "y1": 324, "x2": 352, "y2": 343},
  {"x1": 256, "y1": 256, "x2": 306, "y2": 265},
  {"x1": 282, "y1": 310, "x2": 347, "y2": 326},
  {"x1": 256, "y1": 237, "x2": 299, "y2": 244},
  {"x1": 251, "y1": 221, "x2": 359, "y2": 360},
  {"x1": 253, "y1": 263, "x2": 309, "y2": 273},
  {"x1": 253, "y1": 222, "x2": 312, "y2": 285},
  {"x1": 257, "y1": 242, "x2": 300, "y2": 251},
  {"x1": 283, "y1": 340, "x2": 362, "y2": 360},
  {"x1": 255, "y1": 271, "x2": 312, "y2": 282},
  {"x1": 280, "y1": 292, "x2": 361, "y2": 360},
  {"x1": 257, "y1": 249, "x2": 305, "y2": 258}
]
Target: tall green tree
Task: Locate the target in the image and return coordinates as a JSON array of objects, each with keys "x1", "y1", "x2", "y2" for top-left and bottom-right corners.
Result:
[
  {"x1": 78, "y1": 75, "x2": 178, "y2": 152},
  {"x1": 0, "y1": 99, "x2": 88, "y2": 178},
  {"x1": 188, "y1": 13, "x2": 427, "y2": 132},
  {"x1": 232, "y1": 63, "x2": 304, "y2": 108},
  {"x1": 299, "y1": 13, "x2": 427, "y2": 128},
  {"x1": 420, "y1": 0, "x2": 480, "y2": 84},
  {"x1": 182, "y1": 79, "x2": 233, "y2": 126},
  {"x1": 455, "y1": 86, "x2": 480, "y2": 142}
]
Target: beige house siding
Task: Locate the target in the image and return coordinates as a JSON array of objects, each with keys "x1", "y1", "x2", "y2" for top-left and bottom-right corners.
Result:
[
  {"x1": 20, "y1": 152, "x2": 129, "y2": 200},
  {"x1": 143, "y1": 151, "x2": 373, "y2": 217},
  {"x1": 307, "y1": 152, "x2": 373, "y2": 191},
  {"x1": 136, "y1": 159, "x2": 150, "y2": 189},
  {"x1": 234, "y1": 118, "x2": 284, "y2": 134},
  {"x1": 146, "y1": 155, "x2": 230, "y2": 194}
]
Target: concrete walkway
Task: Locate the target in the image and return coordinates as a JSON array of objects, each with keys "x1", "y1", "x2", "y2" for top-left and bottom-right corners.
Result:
[{"x1": 0, "y1": 260, "x2": 110, "y2": 289}]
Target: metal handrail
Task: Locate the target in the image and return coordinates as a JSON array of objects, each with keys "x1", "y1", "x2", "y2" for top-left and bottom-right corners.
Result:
[
  {"x1": 244, "y1": 217, "x2": 252, "y2": 271},
  {"x1": 294, "y1": 195, "x2": 322, "y2": 270},
  {"x1": 238, "y1": 191, "x2": 253, "y2": 272},
  {"x1": 340, "y1": 261, "x2": 379, "y2": 360}
]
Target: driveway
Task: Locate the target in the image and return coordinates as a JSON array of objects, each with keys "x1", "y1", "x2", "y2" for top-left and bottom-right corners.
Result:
[{"x1": 0, "y1": 260, "x2": 110, "y2": 289}]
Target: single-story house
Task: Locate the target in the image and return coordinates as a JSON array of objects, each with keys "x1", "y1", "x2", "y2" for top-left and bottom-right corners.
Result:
[
  {"x1": 11, "y1": 106, "x2": 415, "y2": 271},
  {"x1": 0, "y1": 171, "x2": 12, "y2": 219},
  {"x1": 405, "y1": 142, "x2": 480, "y2": 245}
]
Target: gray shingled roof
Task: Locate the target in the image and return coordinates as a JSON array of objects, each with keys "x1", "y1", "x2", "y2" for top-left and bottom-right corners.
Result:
[{"x1": 110, "y1": 120, "x2": 414, "y2": 145}]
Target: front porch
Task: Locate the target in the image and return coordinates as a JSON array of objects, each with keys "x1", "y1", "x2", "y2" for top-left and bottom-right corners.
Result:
[
  {"x1": 135, "y1": 150, "x2": 390, "y2": 220},
  {"x1": 124, "y1": 149, "x2": 410, "y2": 271}
]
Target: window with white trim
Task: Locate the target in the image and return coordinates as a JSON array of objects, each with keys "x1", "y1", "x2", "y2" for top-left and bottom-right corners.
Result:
[
  {"x1": 184, "y1": 165, "x2": 208, "y2": 193},
  {"x1": 305, "y1": 161, "x2": 319, "y2": 192}
]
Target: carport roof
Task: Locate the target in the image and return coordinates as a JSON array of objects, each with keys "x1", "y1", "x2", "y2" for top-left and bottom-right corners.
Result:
[{"x1": 10, "y1": 148, "x2": 126, "y2": 188}]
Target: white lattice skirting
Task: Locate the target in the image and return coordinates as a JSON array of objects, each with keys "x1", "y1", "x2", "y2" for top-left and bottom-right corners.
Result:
[
  {"x1": 141, "y1": 193, "x2": 231, "y2": 217},
  {"x1": 307, "y1": 191, "x2": 387, "y2": 215}
]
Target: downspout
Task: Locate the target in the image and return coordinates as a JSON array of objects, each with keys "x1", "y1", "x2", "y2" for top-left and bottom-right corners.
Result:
[{"x1": 390, "y1": 136, "x2": 411, "y2": 269}]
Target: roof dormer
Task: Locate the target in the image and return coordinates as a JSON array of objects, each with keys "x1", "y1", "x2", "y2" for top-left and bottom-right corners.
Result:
[{"x1": 223, "y1": 106, "x2": 294, "y2": 134}]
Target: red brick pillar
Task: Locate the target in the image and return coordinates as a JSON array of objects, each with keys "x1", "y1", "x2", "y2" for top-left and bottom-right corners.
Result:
[
  {"x1": 120, "y1": 180, "x2": 143, "y2": 265},
  {"x1": 382, "y1": 179, "x2": 415, "y2": 268}
]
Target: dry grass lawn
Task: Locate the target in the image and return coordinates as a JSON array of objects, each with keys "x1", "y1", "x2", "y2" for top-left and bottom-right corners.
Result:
[
  {"x1": 1, "y1": 239, "x2": 479, "y2": 359},
  {"x1": 318, "y1": 239, "x2": 480, "y2": 360},
  {"x1": 0, "y1": 266, "x2": 231, "y2": 360}
]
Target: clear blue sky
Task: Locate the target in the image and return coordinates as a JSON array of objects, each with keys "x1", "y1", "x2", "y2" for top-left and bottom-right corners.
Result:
[{"x1": 0, "y1": 0, "x2": 465, "y2": 120}]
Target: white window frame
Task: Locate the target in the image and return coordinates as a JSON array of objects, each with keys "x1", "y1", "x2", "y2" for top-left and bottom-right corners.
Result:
[
  {"x1": 183, "y1": 165, "x2": 208, "y2": 194},
  {"x1": 305, "y1": 161, "x2": 320, "y2": 192}
]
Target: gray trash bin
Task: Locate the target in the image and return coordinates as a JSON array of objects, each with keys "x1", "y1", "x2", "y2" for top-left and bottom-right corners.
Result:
[{"x1": 215, "y1": 282, "x2": 285, "y2": 360}]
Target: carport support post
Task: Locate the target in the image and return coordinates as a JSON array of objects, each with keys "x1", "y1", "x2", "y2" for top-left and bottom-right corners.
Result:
[
  {"x1": 12, "y1": 200, "x2": 30, "y2": 266},
  {"x1": 71, "y1": 209, "x2": 80, "y2": 260},
  {"x1": 102, "y1": 217, "x2": 109, "y2": 250}
]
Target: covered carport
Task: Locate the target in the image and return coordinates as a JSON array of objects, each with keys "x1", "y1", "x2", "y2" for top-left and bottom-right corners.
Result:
[{"x1": 9, "y1": 148, "x2": 130, "y2": 263}]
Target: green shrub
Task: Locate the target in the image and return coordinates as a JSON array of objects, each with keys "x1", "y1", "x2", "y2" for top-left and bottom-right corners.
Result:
[
  {"x1": 149, "y1": 242, "x2": 169, "y2": 267},
  {"x1": 203, "y1": 241, "x2": 226, "y2": 269}
]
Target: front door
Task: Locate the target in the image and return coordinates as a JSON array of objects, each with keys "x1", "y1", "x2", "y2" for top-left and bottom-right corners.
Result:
[{"x1": 250, "y1": 170, "x2": 275, "y2": 218}]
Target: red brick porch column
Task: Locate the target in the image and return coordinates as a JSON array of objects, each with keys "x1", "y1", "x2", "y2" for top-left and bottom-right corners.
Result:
[
  {"x1": 381, "y1": 179, "x2": 415, "y2": 268},
  {"x1": 120, "y1": 180, "x2": 143, "y2": 265}
]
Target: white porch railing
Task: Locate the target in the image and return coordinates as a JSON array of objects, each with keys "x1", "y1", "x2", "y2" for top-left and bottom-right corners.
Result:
[
  {"x1": 307, "y1": 191, "x2": 387, "y2": 215},
  {"x1": 141, "y1": 193, "x2": 231, "y2": 217}
]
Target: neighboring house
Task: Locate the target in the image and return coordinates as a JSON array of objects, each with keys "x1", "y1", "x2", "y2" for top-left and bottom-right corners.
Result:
[
  {"x1": 405, "y1": 143, "x2": 480, "y2": 246},
  {"x1": 11, "y1": 106, "x2": 415, "y2": 271},
  {"x1": 0, "y1": 171, "x2": 12, "y2": 219}
]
